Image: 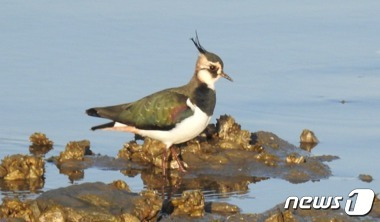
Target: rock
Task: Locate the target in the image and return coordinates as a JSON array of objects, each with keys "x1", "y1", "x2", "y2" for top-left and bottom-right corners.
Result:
[
  {"x1": 291, "y1": 207, "x2": 358, "y2": 222},
  {"x1": 171, "y1": 190, "x2": 205, "y2": 217},
  {"x1": 29, "y1": 132, "x2": 54, "y2": 155},
  {"x1": 110, "y1": 180, "x2": 131, "y2": 192},
  {"x1": 47, "y1": 140, "x2": 94, "y2": 182},
  {"x1": 57, "y1": 140, "x2": 93, "y2": 163},
  {"x1": 205, "y1": 202, "x2": 240, "y2": 215},
  {"x1": 0, "y1": 198, "x2": 36, "y2": 221},
  {"x1": 225, "y1": 214, "x2": 259, "y2": 221},
  {"x1": 117, "y1": 141, "x2": 142, "y2": 161},
  {"x1": 229, "y1": 203, "x2": 366, "y2": 222},
  {"x1": 299, "y1": 129, "x2": 318, "y2": 151},
  {"x1": 216, "y1": 115, "x2": 252, "y2": 150},
  {"x1": 120, "y1": 213, "x2": 140, "y2": 222},
  {"x1": 358, "y1": 174, "x2": 373, "y2": 183},
  {"x1": 134, "y1": 190, "x2": 162, "y2": 221},
  {"x1": 118, "y1": 138, "x2": 182, "y2": 171},
  {"x1": 0, "y1": 154, "x2": 44, "y2": 180},
  {"x1": 0, "y1": 181, "x2": 162, "y2": 222},
  {"x1": 286, "y1": 153, "x2": 305, "y2": 165},
  {"x1": 265, "y1": 209, "x2": 296, "y2": 222},
  {"x1": 252, "y1": 151, "x2": 278, "y2": 167},
  {"x1": 370, "y1": 194, "x2": 380, "y2": 218},
  {"x1": 39, "y1": 206, "x2": 65, "y2": 222},
  {"x1": 251, "y1": 131, "x2": 287, "y2": 149},
  {"x1": 300, "y1": 129, "x2": 319, "y2": 144}
]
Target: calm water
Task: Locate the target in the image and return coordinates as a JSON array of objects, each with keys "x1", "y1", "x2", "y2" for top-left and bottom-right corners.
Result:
[{"x1": 0, "y1": 1, "x2": 379, "y2": 213}]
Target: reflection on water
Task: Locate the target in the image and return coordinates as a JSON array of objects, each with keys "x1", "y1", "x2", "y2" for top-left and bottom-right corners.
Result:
[
  {"x1": 134, "y1": 169, "x2": 267, "y2": 198},
  {"x1": 0, "y1": 179, "x2": 44, "y2": 194},
  {"x1": 0, "y1": 163, "x2": 266, "y2": 201},
  {"x1": 58, "y1": 168, "x2": 84, "y2": 183},
  {"x1": 29, "y1": 145, "x2": 53, "y2": 156},
  {"x1": 299, "y1": 142, "x2": 318, "y2": 152}
]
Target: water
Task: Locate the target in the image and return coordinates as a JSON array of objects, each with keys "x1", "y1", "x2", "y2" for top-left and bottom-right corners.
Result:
[{"x1": 1, "y1": 0, "x2": 380, "y2": 213}]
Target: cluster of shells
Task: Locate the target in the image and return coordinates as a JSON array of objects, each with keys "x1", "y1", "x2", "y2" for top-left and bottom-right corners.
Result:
[
  {"x1": 170, "y1": 190, "x2": 205, "y2": 217},
  {"x1": 56, "y1": 140, "x2": 92, "y2": 163},
  {"x1": 0, "y1": 155, "x2": 44, "y2": 181},
  {"x1": 29, "y1": 132, "x2": 54, "y2": 155}
]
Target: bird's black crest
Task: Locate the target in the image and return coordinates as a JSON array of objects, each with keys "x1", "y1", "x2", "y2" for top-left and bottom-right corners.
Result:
[{"x1": 191, "y1": 31, "x2": 207, "y2": 54}]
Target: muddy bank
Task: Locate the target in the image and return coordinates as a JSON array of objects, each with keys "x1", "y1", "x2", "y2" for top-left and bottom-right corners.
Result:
[
  {"x1": 34, "y1": 115, "x2": 339, "y2": 200},
  {"x1": 0, "y1": 182, "x2": 238, "y2": 221},
  {"x1": 42, "y1": 116, "x2": 337, "y2": 187},
  {"x1": 0, "y1": 181, "x2": 161, "y2": 222},
  {"x1": 117, "y1": 115, "x2": 337, "y2": 183},
  {"x1": 1, "y1": 181, "x2": 379, "y2": 221}
]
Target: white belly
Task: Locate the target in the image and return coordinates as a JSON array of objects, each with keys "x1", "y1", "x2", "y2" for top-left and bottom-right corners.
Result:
[{"x1": 138, "y1": 102, "x2": 211, "y2": 148}]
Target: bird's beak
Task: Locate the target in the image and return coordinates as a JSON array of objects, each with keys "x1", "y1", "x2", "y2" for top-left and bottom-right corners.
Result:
[{"x1": 220, "y1": 72, "x2": 233, "y2": 82}]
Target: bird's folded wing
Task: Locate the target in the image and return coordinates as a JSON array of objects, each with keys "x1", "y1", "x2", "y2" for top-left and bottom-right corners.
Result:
[{"x1": 97, "y1": 90, "x2": 194, "y2": 130}]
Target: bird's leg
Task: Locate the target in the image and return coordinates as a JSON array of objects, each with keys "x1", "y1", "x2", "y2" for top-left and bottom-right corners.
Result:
[
  {"x1": 170, "y1": 146, "x2": 187, "y2": 173},
  {"x1": 162, "y1": 148, "x2": 167, "y2": 177}
]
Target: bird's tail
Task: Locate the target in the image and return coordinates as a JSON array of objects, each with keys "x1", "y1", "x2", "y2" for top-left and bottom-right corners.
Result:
[
  {"x1": 86, "y1": 107, "x2": 108, "y2": 130},
  {"x1": 86, "y1": 104, "x2": 126, "y2": 119},
  {"x1": 86, "y1": 108, "x2": 101, "y2": 117},
  {"x1": 86, "y1": 105, "x2": 127, "y2": 130}
]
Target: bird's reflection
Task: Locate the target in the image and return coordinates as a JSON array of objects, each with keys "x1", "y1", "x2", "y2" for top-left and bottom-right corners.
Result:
[{"x1": 121, "y1": 168, "x2": 268, "y2": 199}]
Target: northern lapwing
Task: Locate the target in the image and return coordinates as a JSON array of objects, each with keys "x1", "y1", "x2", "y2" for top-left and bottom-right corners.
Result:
[{"x1": 86, "y1": 34, "x2": 232, "y2": 175}]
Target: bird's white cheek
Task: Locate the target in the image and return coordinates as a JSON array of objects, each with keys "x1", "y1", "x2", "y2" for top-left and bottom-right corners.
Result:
[{"x1": 198, "y1": 70, "x2": 216, "y2": 90}]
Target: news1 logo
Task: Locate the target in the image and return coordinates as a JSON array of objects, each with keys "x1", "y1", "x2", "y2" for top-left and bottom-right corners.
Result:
[{"x1": 284, "y1": 189, "x2": 375, "y2": 216}]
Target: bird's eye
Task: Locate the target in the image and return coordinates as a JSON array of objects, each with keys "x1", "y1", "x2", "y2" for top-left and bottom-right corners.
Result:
[{"x1": 209, "y1": 65, "x2": 216, "y2": 71}]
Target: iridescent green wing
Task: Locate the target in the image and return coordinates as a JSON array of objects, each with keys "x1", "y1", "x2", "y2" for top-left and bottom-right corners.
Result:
[{"x1": 116, "y1": 90, "x2": 194, "y2": 130}]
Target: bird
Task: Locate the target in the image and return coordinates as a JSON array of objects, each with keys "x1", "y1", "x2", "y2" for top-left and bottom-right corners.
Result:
[{"x1": 86, "y1": 33, "x2": 232, "y2": 176}]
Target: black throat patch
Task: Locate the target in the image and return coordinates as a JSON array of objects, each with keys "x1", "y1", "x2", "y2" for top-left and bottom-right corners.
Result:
[{"x1": 192, "y1": 83, "x2": 216, "y2": 116}]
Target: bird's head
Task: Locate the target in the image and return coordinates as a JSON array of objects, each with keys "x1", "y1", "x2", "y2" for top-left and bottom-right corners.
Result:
[{"x1": 191, "y1": 33, "x2": 233, "y2": 89}]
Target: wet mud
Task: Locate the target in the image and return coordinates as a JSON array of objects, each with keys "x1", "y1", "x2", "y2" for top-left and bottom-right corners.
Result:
[{"x1": 0, "y1": 181, "x2": 161, "y2": 221}]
